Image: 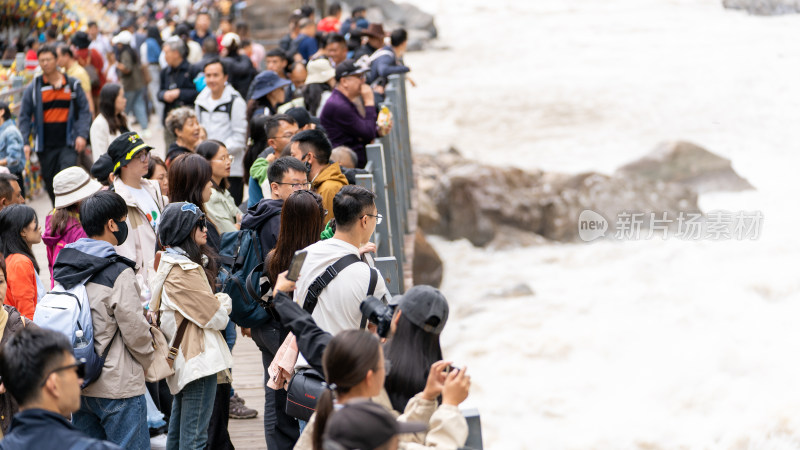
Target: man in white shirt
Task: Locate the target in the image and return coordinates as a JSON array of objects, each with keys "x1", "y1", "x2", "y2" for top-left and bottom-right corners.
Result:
[
  {"x1": 294, "y1": 185, "x2": 390, "y2": 335},
  {"x1": 195, "y1": 58, "x2": 247, "y2": 205}
]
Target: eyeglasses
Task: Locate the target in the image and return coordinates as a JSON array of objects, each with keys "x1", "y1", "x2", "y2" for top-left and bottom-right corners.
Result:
[
  {"x1": 276, "y1": 181, "x2": 312, "y2": 190},
  {"x1": 39, "y1": 358, "x2": 86, "y2": 386},
  {"x1": 269, "y1": 133, "x2": 296, "y2": 140},
  {"x1": 213, "y1": 155, "x2": 234, "y2": 163},
  {"x1": 196, "y1": 217, "x2": 208, "y2": 230},
  {"x1": 135, "y1": 150, "x2": 150, "y2": 162},
  {"x1": 362, "y1": 213, "x2": 383, "y2": 224}
]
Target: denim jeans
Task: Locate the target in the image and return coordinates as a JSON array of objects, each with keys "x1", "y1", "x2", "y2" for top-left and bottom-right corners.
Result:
[
  {"x1": 72, "y1": 394, "x2": 149, "y2": 450},
  {"x1": 225, "y1": 321, "x2": 236, "y2": 398},
  {"x1": 124, "y1": 87, "x2": 149, "y2": 129},
  {"x1": 167, "y1": 374, "x2": 217, "y2": 450}
]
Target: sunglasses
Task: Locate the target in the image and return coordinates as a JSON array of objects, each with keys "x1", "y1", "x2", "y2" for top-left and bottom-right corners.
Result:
[
  {"x1": 195, "y1": 216, "x2": 208, "y2": 230},
  {"x1": 39, "y1": 358, "x2": 87, "y2": 386}
]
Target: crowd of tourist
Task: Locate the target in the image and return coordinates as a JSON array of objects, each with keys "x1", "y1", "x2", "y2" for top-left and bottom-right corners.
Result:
[{"x1": 0, "y1": 2, "x2": 473, "y2": 450}]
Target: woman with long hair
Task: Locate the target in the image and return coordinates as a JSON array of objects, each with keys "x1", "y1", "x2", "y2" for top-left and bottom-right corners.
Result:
[
  {"x1": 43, "y1": 167, "x2": 102, "y2": 286},
  {"x1": 167, "y1": 153, "x2": 217, "y2": 248},
  {"x1": 150, "y1": 202, "x2": 231, "y2": 450},
  {"x1": 270, "y1": 275, "x2": 471, "y2": 450},
  {"x1": 0, "y1": 205, "x2": 43, "y2": 320},
  {"x1": 196, "y1": 140, "x2": 241, "y2": 233},
  {"x1": 90, "y1": 83, "x2": 129, "y2": 160},
  {"x1": 266, "y1": 189, "x2": 325, "y2": 284},
  {"x1": 166, "y1": 153, "x2": 237, "y2": 448}
]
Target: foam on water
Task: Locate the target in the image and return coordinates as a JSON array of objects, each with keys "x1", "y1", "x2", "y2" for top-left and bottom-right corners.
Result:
[{"x1": 401, "y1": 0, "x2": 800, "y2": 447}]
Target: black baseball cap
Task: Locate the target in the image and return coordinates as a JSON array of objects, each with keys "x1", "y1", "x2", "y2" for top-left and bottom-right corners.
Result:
[
  {"x1": 324, "y1": 400, "x2": 427, "y2": 449},
  {"x1": 390, "y1": 285, "x2": 449, "y2": 334},
  {"x1": 107, "y1": 131, "x2": 154, "y2": 173},
  {"x1": 334, "y1": 59, "x2": 368, "y2": 81}
]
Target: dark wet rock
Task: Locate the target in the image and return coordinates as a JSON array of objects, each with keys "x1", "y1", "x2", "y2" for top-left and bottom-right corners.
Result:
[
  {"x1": 412, "y1": 229, "x2": 443, "y2": 288},
  {"x1": 615, "y1": 141, "x2": 754, "y2": 194}
]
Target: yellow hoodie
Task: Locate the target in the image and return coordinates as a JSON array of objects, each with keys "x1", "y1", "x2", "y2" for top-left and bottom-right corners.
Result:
[{"x1": 313, "y1": 162, "x2": 349, "y2": 223}]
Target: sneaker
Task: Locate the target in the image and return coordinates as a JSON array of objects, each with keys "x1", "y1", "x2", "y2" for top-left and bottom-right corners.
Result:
[
  {"x1": 150, "y1": 433, "x2": 168, "y2": 450},
  {"x1": 229, "y1": 396, "x2": 258, "y2": 419},
  {"x1": 231, "y1": 392, "x2": 246, "y2": 405}
]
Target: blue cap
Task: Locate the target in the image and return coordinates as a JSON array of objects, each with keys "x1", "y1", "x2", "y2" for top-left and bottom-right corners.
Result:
[{"x1": 249, "y1": 71, "x2": 292, "y2": 101}]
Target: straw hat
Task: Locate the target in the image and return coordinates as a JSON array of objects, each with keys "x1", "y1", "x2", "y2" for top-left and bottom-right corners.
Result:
[
  {"x1": 53, "y1": 167, "x2": 103, "y2": 209},
  {"x1": 305, "y1": 58, "x2": 336, "y2": 84}
]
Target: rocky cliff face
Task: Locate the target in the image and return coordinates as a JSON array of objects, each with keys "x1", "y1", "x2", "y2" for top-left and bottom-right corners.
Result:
[{"x1": 417, "y1": 141, "x2": 752, "y2": 246}]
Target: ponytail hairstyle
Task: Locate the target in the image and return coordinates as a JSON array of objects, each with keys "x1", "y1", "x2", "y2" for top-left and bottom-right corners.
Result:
[{"x1": 312, "y1": 330, "x2": 382, "y2": 450}]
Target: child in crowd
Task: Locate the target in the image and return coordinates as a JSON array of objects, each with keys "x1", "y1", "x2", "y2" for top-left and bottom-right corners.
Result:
[{"x1": 43, "y1": 167, "x2": 102, "y2": 286}]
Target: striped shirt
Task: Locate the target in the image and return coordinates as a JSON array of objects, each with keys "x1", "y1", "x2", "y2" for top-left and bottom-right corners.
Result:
[{"x1": 41, "y1": 74, "x2": 71, "y2": 150}]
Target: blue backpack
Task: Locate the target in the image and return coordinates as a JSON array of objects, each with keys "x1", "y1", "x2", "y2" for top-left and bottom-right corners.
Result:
[{"x1": 217, "y1": 229, "x2": 273, "y2": 327}]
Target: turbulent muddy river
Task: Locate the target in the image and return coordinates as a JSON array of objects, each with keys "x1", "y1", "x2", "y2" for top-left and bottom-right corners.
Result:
[{"x1": 403, "y1": 0, "x2": 800, "y2": 447}]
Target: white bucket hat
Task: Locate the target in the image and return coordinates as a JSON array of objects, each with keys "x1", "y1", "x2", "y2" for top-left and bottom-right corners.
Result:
[
  {"x1": 305, "y1": 59, "x2": 336, "y2": 85},
  {"x1": 111, "y1": 30, "x2": 133, "y2": 46},
  {"x1": 53, "y1": 167, "x2": 103, "y2": 209},
  {"x1": 220, "y1": 32, "x2": 241, "y2": 48}
]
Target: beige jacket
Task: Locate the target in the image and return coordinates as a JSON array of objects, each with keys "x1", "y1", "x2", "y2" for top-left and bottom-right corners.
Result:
[
  {"x1": 149, "y1": 251, "x2": 233, "y2": 394},
  {"x1": 113, "y1": 178, "x2": 167, "y2": 304},
  {"x1": 293, "y1": 390, "x2": 468, "y2": 449},
  {"x1": 81, "y1": 265, "x2": 155, "y2": 399}
]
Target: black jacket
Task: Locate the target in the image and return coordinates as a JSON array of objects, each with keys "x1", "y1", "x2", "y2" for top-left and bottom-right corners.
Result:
[
  {"x1": 165, "y1": 142, "x2": 193, "y2": 165},
  {"x1": 272, "y1": 291, "x2": 331, "y2": 374},
  {"x1": 241, "y1": 198, "x2": 283, "y2": 260},
  {"x1": 158, "y1": 59, "x2": 198, "y2": 123},
  {"x1": 222, "y1": 54, "x2": 257, "y2": 99},
  {"x1": 0, "y1": 409, "x2": 121, "y2": 450}
]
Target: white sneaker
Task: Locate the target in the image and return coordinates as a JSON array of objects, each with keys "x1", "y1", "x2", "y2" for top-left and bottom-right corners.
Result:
[{"x1": 150, "y1": 433, "x2": 167, "y2": 450}]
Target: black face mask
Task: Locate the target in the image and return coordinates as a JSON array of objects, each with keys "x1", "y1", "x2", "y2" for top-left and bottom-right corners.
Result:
[
  {"x1": 303, "y1": 153, "x2": 312, "y2": 172},
  {"x1": 113, "y1": 220, "x2": 128, "y2": 246}
]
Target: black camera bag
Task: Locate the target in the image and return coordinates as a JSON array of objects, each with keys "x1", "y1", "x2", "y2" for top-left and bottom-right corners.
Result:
[{"x1": 285, "y1": 254, "x2": 377, "y2": 421}]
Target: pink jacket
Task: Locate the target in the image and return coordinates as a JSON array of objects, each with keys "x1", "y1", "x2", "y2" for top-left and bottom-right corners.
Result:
[{"x1": 43, "y1": 214, "x2": 87, "y2": 287}]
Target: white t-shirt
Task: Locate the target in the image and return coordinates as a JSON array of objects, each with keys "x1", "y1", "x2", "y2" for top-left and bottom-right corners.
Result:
[
  {"x1": 293, "y1": 238, "x2": 390, "y2": 336},
  {"x1": 127, "y1": 185, "x2": 161, "y2": 229}
]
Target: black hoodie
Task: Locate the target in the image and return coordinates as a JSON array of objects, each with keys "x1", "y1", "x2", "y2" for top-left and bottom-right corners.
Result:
[{"x1": 240, "y1": 198, "x2": 283, "y2": 260}]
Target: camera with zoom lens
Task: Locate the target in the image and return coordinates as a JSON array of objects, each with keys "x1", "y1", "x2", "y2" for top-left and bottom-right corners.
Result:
[{"x1": 359, "y1": 296, "x2": 395, "y2": 338}]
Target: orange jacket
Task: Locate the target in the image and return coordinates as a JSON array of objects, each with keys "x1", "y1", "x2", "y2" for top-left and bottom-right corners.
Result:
[{"x1": 4, "y1": 254, "x2": 37, "y2": 320}]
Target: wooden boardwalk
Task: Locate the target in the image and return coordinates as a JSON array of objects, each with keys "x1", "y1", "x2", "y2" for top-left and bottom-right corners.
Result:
[{"x1": 230, "y1": 335, "x2": 268, "y2": 449}]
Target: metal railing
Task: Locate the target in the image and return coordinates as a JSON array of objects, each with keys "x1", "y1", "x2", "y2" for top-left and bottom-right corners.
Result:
[{"x1": 355, "y1": 74, "x2": 416, "y2": 296}]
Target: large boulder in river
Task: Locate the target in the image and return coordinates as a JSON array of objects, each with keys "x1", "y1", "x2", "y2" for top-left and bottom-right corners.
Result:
[
  {"x1": 722, "y1": 0, "x2": 800, "y2": 15},
  {"x1": 416, "y1": 150, "x2": 701, "y2": 245},
  {"x1": 412, "y1": 230, "x2": 443, "y2": 288},
  {"x1": 615, "y1": 141, "x2": 754, "y2": 194},
  {"x1": 416, "y1": 151, "x2": 552, "y2": 246}
]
